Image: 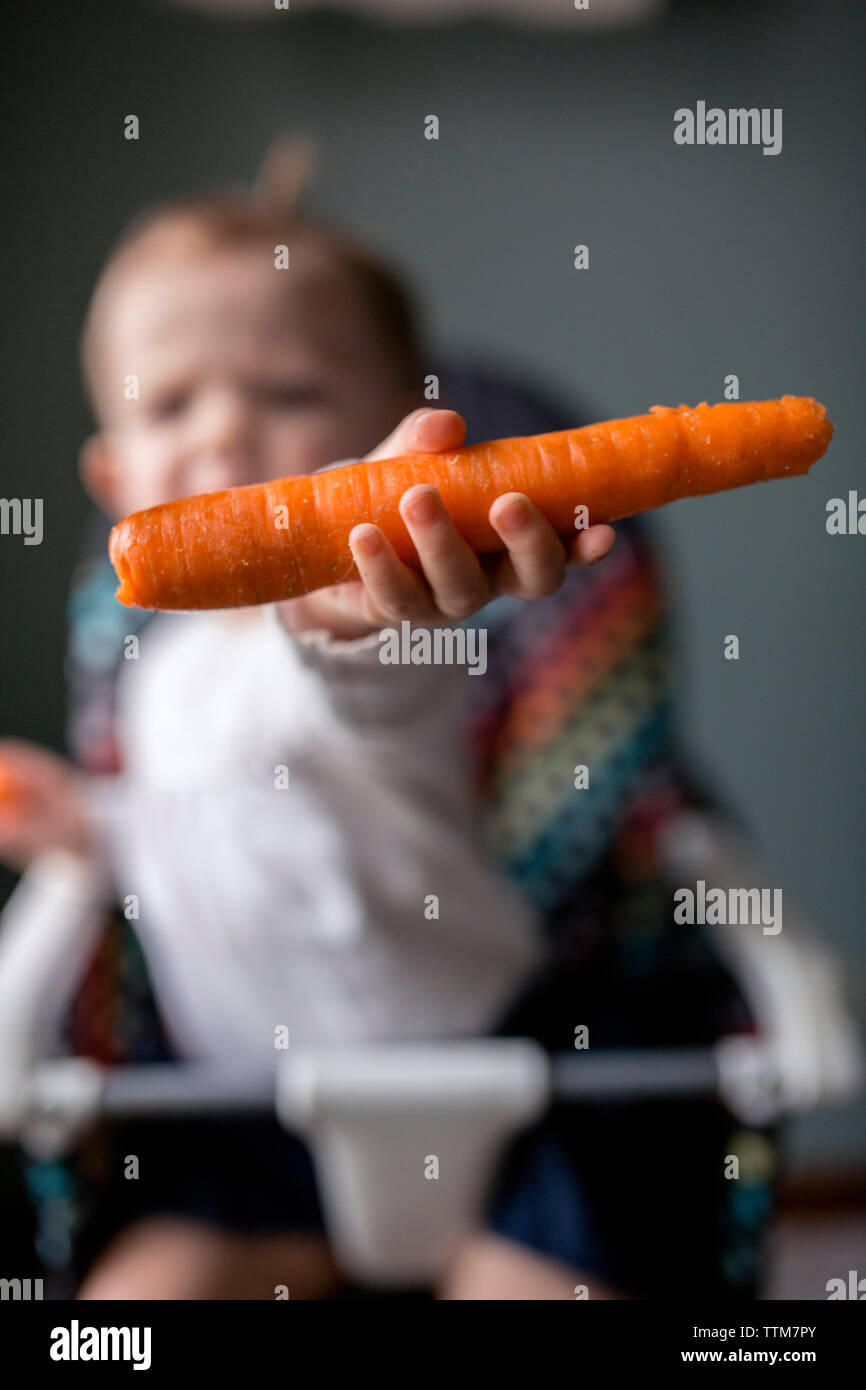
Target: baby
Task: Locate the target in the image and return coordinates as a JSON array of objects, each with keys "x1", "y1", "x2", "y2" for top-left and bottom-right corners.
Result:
[{"x1": 0, "y1": 171, "x2": 618, "y2": 1299}]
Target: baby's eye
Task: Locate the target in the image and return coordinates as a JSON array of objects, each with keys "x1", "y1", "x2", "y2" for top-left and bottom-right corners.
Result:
[
  {"x1": 256, "y1": 383, "x2": 323, "y2": 410},
  {"x1": 148, "y1": 390, "x2": 190, "y2": 421}
]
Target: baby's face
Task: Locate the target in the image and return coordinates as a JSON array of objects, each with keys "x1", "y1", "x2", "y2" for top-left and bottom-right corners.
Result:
[{"x1": 90, "y1": 246, "x2": 419, "y2": 518}]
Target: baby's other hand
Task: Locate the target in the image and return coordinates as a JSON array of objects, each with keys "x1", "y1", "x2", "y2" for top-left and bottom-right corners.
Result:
[
  {"x1": 0, "y1": 740, "x2": 94, "y2": 871},
  {"x1": 278, "y1": 407, "x2": 615, "y2": 641}
]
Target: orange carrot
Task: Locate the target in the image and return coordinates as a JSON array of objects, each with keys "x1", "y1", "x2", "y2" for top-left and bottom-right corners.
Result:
[
  {"x1": 0, "y1": 761, "x2": 29, "y2": 811},
  {"x1": 109, "y1": 396, "x2": 833, "y2": 611}
]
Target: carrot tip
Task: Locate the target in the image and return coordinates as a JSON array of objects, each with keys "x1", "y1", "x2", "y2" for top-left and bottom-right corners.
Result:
[{"x1": 112, "y1": 551, "x2": 137, "y2": 607}]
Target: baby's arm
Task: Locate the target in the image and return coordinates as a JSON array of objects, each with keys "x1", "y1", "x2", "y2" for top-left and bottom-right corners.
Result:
[{"x1": 278, "y1": 407, "x2": 616, "y2": 643}]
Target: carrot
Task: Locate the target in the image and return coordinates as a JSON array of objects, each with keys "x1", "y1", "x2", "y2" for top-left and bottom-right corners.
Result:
[
  {"x1": 0, "y1": 761, "x2": 29, "y2": 811},
  {"x1": 109, "y1": 396, "x2": 833, "y2": 611}
]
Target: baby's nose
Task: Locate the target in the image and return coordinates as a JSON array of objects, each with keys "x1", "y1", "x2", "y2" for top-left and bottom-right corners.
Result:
[
  {"x1": 187, "y1": 388, "x2": 257, "y2": 488},
  {"x1": 196, "y1": 385, "x2": 256, "y2": 451}
]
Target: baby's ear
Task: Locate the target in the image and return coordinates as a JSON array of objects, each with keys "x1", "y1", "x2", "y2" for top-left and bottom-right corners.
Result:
[{"x1": 78, "y1": 433, "x2": 122, "y2": 518}]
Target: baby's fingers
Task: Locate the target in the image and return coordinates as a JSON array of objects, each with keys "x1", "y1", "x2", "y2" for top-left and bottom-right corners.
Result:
[
  {"x1": 348, "y1": 524, "x2": 436, "y2": 624},
  {"x1": 488, "y1": 497, "x2": 615, "y2": 599},
  {"x1": 487, "y1": 494, "x2": 569, "y2": 599},
  {"x1": 398, "y1": 486, "x2": 489, "y2": 620},
  {"x1": 567, "y1": 523, "x2": 617, "y2": 568}
]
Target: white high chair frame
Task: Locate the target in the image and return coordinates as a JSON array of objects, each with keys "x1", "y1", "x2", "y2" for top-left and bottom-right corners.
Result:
[{"x1": 0, "y1": 811, "x2": 861, "y2": 1288}]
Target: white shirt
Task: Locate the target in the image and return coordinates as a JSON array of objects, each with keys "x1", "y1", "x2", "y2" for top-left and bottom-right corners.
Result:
[{"x1": 86, "y1": 607, "x2": 544, "y2": 1064}]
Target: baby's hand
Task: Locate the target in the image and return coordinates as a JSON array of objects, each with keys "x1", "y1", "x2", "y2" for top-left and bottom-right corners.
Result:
[
  {"x1": 0, "y1": 740, "x2": 94, "y2": 871},
  {"x1": 279, "y1": 408, "x2": 616, "y2": 641}
]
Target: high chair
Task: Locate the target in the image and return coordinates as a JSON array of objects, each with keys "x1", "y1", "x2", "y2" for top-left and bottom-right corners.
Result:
[{"x1": 0, "y1": 809, "x2": 860, "y2": 1291}]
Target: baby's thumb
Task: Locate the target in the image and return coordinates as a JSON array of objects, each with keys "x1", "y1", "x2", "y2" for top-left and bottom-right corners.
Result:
[{"x1": 365, "y1": 408, "x2": 465, "y2": 463}]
